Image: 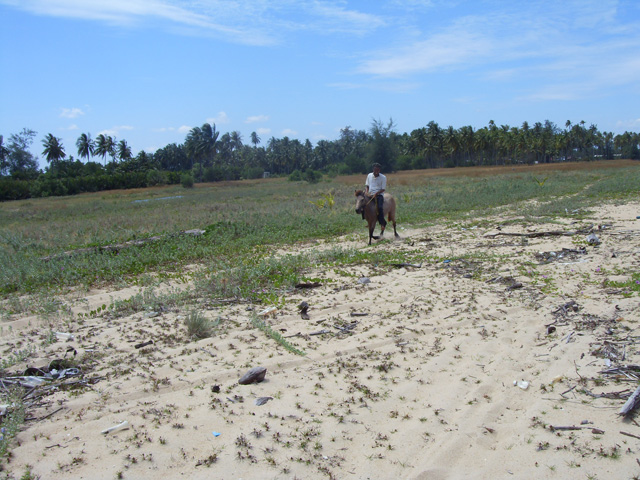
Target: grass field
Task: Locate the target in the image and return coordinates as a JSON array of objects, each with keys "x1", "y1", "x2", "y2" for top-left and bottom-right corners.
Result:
[{"x1": 0, "y1": 160, "x2": 638, "y2": 302}]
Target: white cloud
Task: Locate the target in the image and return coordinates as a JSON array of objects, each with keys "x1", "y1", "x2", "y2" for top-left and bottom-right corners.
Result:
[
  {"x1": 207, "y1": 111, "x2": 229, "y2": 125},
  {"x1": 307, "y1": 2, "x2": 385, "y2": 35},
  {"x1": 177, "y1": 125, "x2": 192, "y2": 134},
  {"x1": 97, "y1": 125, "x2": 134, "y2": 137},
  {"x1": 246, "y1": 114, "x2": 269, "y2": 124},
  {"x1": 60, "y1": 107, "x2": 85, "y2": 118},
  {"x1": 281, "y1": 128, "x2": 297, "y2": 136},
  {"x1": 65, "y1": 124, "x2": 79, "y2": 130},
  {"x1": 256, "y1": 127, "x2": 271, "y2": 136}
]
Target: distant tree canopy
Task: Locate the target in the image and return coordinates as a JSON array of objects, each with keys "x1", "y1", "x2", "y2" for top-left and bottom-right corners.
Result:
[{"x1": 1, "y1": 118, "x2": 638, "y2": 201}]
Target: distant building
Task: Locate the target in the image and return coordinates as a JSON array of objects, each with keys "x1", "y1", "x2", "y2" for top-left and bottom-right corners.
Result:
[{"x1": 263, "y1": 171, "x2": 270, "y2": 178}]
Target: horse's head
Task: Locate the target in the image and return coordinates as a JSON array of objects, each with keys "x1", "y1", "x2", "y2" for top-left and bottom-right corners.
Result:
[{"x1": 354, "y1": 190, "x2": 367, "y2": 219}]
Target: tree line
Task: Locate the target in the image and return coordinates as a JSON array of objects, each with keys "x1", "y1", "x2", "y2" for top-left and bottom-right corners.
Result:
[{"x1": 0, "y1": 119, "x2": 638, "y2": 201}]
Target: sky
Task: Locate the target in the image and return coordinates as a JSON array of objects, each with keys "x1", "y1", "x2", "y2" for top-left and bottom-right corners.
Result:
[{"x1": 1, "y1": 0, "x2": 640, "y2": 164}]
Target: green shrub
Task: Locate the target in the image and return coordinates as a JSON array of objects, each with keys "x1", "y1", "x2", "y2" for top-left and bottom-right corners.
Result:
[
  {"x1": 185, "y1": 311, "x2": 219, "y2": 339},
  {"x1": 181, "y1": 173, "x2": 194, "y2": 188}
]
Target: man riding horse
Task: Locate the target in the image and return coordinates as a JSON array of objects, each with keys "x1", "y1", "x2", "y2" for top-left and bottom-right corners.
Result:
[{"x1": 365, "y1": 163, "x2": 387, "y2": 235}]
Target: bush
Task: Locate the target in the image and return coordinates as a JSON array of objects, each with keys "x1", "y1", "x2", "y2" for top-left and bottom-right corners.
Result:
[
  {"x1": 303, "y1": 169, "x2": 322, "y2": 184},
  {"x1": 146, "y1": 169, "x2": 167, "y2": 186},
  {"x1": 181, "y1": 173, "x2": 194, "y2": 188},
  {"x1": 243, "y1": 167, "x2": 264, "y2": 179},
  {"x1": 185, "y1": 311, "x2": 219, "y2": 339},
  {"x1": 288, "y1": 169, "x2": 302, "y2": 181}
]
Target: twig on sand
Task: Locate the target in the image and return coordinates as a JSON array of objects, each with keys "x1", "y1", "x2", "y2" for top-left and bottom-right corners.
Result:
[{"x1": 484, "y1": 227, "x2": 593, "y2": 238}]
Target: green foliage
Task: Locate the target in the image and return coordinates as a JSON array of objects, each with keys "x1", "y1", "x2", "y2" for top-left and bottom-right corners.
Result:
[
  {"x1": 288, "y1": 169, "x2": 302, "y2": 182},
  {"x1": 250, "y1": 315, "x2": 306, "y2": 356},
  {"x1": 0, "y1": 389, "x2": 26, "y2": 461},
  {"x1": 604, "y1": 272, "x2": 640, "y2": 297},
  {"x1": 185, "y1": 310, "x2": 220, "y2": 339},
  {"x1": 303, "y1": 168, "x2": 322, "y2": 184},
  {"x1": 146, "y1": 169, "x2": 167, "y2": 186},
  {"x1": 180, "y1": 173, "x2": 194, "y2": 188},
  {"x1": 309, "y1": 193, "x2": 335, "y2": 209}
]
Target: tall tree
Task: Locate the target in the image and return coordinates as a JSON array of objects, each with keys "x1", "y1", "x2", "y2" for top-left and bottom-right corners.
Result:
[
  {"x1": 6, "y1": 128, "x2": 39, "y2": 178},
  {"x1": 0, "y1": 135, "x2": 9, "y2": 176},
  {"x1": 117, "y1": 139, "x2": 132, "y2": 162},
  {"x1": 250, "y1": 131, "x2": 261, "y2": 148},
  {"x1": 76, "y1": 133, "x2": 94, "y2": 162},
  {"x1": 94, "y1": 134, "x2": 109, "y2": 164},
  {"x1": 367, "y1": 118, "x2": 397, "y2": 171},
  {"x1": 42, "y1": 133, "x2": 66, "y2": 164},
  {"x1": 185, "y1": 123, "x2": 219, "y2": 166}
]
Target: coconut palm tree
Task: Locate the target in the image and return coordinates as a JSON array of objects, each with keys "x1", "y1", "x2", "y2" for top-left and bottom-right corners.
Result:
[
  {"x1": 42, "y1": 133, "x2": 66, "y2": 164},
  {"x1": 76, "y1": 133, "x2": 94, "y2": 162},
  {"x1": 250, "y1": 131, "x2": 261, "y2": 148},
  {"x1": 94, "y1": 134, "x2": 112, "y2": 164},
  {"x1": 117, "y1": 139, "x2": 132, "y2": 162}
]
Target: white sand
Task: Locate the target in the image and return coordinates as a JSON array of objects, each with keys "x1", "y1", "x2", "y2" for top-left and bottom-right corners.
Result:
[{"x1": 2, "y1": 200, "x2": 640, "y2": 479}]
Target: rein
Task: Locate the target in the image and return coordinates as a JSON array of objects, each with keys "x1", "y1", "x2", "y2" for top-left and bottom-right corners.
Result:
[{"x1": 364, "y1": 194, "x2": 377, "y2": 207}]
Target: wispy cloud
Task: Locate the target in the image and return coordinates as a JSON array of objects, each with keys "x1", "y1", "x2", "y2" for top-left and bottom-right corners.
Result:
[
  {"x1": 98, "y1": 125, "x2": 134, "y2": 137},
  {"x1": 256, "y1": 127, "x2": 271, "y2": 136},
  {"x1": 60, "y1": 107, "x2": 85, "y2": 118},
  {"x1": 281, "y1": 128, "x2": 297, "y2": 136},
  {"x1": 246, "y1": 114, "x2": 269, "y2": 124},
  {"x1": 354, "y1": 1, "x2": 640, "y2": 104},
  {"x1": 207, "y1": 111, "x2": 230, "y2": 125},
  {"x1": 0, "y1": 0, "x2": 384, "y2": 46}
]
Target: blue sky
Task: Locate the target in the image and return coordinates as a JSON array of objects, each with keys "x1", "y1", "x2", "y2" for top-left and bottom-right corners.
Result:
[{"x1": 1, "y1": 0, "x2": 639, "y2": 163}]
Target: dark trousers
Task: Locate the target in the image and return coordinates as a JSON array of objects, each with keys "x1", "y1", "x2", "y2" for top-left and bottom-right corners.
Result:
[{"x1": 376, "y1": 195, "x2": 387, "y2": 228}]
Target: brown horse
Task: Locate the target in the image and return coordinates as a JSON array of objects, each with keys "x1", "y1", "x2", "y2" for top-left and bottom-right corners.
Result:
[{"x1": 355, "y1": 190, "x2": 399, "y2": 245}]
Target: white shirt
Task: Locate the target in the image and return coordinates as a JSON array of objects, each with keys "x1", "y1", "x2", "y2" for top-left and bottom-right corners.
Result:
[{"x1": 366, "y1": 172, "x2": 387, "y2": 195}]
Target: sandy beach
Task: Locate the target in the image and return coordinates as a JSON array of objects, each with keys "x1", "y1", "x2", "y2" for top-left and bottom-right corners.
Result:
[{"x1": 2, "y1": 199, "x2": 640, "y2": 479}]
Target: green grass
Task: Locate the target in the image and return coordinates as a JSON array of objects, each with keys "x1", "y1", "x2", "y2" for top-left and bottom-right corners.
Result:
[{"x1": 0, "y1": 164, "x2": 638, "y2": 299}]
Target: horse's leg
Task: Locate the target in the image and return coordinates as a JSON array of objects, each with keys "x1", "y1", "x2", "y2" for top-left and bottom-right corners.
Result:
[
  {"x1": 368, "y1": 221, "x2": 377, "y2": 244},
  {"x1": 388, "y1": 210, "x2": 399, "y2": 238}
]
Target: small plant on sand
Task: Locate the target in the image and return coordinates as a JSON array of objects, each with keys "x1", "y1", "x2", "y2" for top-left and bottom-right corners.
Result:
[
  {"x1": 185, "y1": 311, "x2": 219, "y2": 340},
  {"x1": 250, "y1": 315, "x2": 306, "y2": 356}
]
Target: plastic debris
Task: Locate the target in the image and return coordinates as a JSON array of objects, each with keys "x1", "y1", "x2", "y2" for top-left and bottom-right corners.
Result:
[
  {"x1": 101, "y1": 420, "x2": 130, "y2": 434},
  {"x1": 514, "y1": 380, "x2": 530, "y2": 390},
  {"x1": 586, "y1": 233, "x2": 601, "y2": 245},
  {"x1": 54, "y1": 332, "x2": 74, "y2": 341},
  {"x1": 212, "y1": 431, "x2": 221, "y2": 437},
  {"x1": 258, "y1": 306, "x2": 277, "y2": 316}
]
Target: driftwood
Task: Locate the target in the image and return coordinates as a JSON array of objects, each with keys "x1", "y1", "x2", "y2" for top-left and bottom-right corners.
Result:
[
  {"x1": 549, "y1": 425, "x2": 585, "y2": 431},
  {"x1": 619, "y1": 384, "x2": 640, "y2": 416},
  {"x1": 484, "y1": 226, "x2": 593, "y2": 239}
]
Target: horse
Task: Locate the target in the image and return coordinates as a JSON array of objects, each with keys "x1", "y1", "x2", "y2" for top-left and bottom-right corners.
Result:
[{"x1": 354, "y1": 190, "x2": 399, "y2": 245}]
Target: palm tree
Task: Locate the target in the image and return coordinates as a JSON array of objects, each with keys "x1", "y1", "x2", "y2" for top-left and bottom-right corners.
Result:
[
  {"x1": 117, "y1": 139, "x2": 132, "y2": 162},
  {"x1": 185, "y1": 123, "x2": 219, "y2": 166},
  {"x1": 42, "y1": 133, "x2": 66, "y2": 164},
  {"x1": 250, "y1": 131, "x2": 261, "y2": 148},
  {"x1": 94, "y1": 134, "x2": 112, "y2": 164},
  {"x1": 76, "y1": 133, "x2": 94, "y2": 162}
]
